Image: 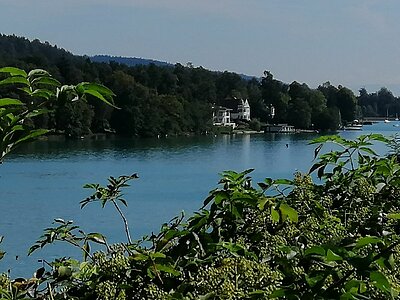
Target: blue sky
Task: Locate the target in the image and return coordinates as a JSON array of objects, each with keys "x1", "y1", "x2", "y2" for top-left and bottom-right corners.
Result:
[{"x1": 1, "y1": 0, "x2": 400, "y2": 93}]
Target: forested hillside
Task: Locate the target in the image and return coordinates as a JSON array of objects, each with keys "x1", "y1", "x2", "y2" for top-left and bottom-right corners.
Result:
[
  {"x1": 91, "y1": 55, "x2": 172, "y2": 68},
  {"x1": 0, "y1": 34, "x2": 399, "y2": 137}
]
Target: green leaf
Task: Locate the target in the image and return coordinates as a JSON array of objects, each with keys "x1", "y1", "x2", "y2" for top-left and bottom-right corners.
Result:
[
  {"x1": 0, "y1": 67, "x2": 27, "y2": 77},
  {"x1": 305, "y1": 246, "x2": 325, "y2": 256},
  {"x1": 14, "y1": 129, "x2": 50, "y2": 145},
  {"x1": 31, "y1": 89, "x2": 54, "y2": 99},
  {"x1": 257, "y1": 198, "x2": 270, "y2": 210},
  {"x1": 119, "y1": 198, "x2": 128, "y2": 207},
  {"x1": 238, "y1": 168, "x2": 254, "y2": 176},
  {"x1": 376, "y1": 255, "x2": 395, "y2": 270},
  {"x1": 309, "y1": 135, "x2": 342, "y2": 145},
  {"x1": 305, "y1": 273, "x2": 325, "y2": 287},
  {"x1": 219, "y1": 242, "x2": 257, "y2": 259},
  {"x1": 133, "y1": 253, "x2": 148, "y2": 261},
  {"x1": 264, "y1": 177, "x2": 273, "y2": 187},
  {"x1": 57, "y1": 266, "x2": 72, "y2": 278},
  {"x1": 355, "y1": 236, "x2": 381, "y2": 248},
  {"x1": 369, "y1": 133, "x2": 389, "y2": 143},
  {"x1": 87, "y1": 233, "x2": 106, "y2": 244},
  {"x1": 387, "y1": 212, "x2": 400, "y2": 219},
  {"x1": 83, "y1": 183, "x2": 99, "y2": 189},
  {"x1": 0, "y1": 98, "x2": 24, "y2": 107},
  {"x1": 202, "y1": 193, "x2": 215, "y2": 207},
  {"x1": 83, "y1": 89, "x2": 118, "y2": 108},
  {"x1": 214, "y1": 191, "x2": 228, "y2": 205},
  {"x1": 154, "y1": 263, "x2": 181, "y2": 276},
  {"x1": 326, "y1": 249, "x2": 342, "y2": 261},
  {"x1": 31, "y1": 76, "x2": 61, "y2": 87},
  {"x1": 0, "y1": 76, "x2": 29, "y2": 86},
  {"x1": 376, "y1": 182, "x2": 386, "y2": 193},
  {"x1": 269, "y1": 288, "x2": 287, "y2": 298},
  {"x1": 118, "y1": 283, "x2": 133, "y2": 290},
  {"x1": 150, "y1": 252, "x2": 166, "y2": 259},
  {"x1": 163, "y1": 229, "x2": 186, "y2": 241},
  {"x1": 270, "y1": 207, "x2": 280, "y2": 222},
  {"x1": 27, "y1": 69, "x2": 50, "y2": 78},
  {"x1": 317, "y1": 165, "x2": 326, "y2": 179},
  {"x1": 11, "y1": 124, "x2": 24, "y2": 132},
  {"x1": 18, "y1": 86, "x2": 32, "y2": 95},
  {"x1": 273, "y1": 178, "x2": 293, "y2": 185},
  {"x1": 258, "y1": 182, "x2": 270, "y2": 190},
  {"x1": 198, "y1": 292, "x2": 217, "y2": 300},
  {"x1": 344, "y1": 280, "x2": 367, "y2": 294},
  {"x1": 309, "y1": 162, "x2": 324, "y2": 175},
  {"x1": 83, "y1": 242, "x2": 90, "y2": 261},
  {"x1": 359, "y1": 147, "x2": 377, "y2": 156},
  {"x1": 376, "y1": 165, "x2": 391, "y2": 176},
  {"x1": 231, "y1": 204, "x2": 243, "y2": 219},
  {"x1": 313, "y1": 143, "x2": 323, "y2": 160},
  {"x1": 247, "y1": 290, "x2": 266, "y2": 298},
  {"x1": 279, "y1": 203, "x2": 298, "y2": 223},
  {"x1": 370, "y1": 271, "x2": 391, "y2": 293},
  {"x1": 147, "y1": 266, "x2": 155, "y2": 278},
  {"x1": 26, "y1": 109, "x2": 50, "y2": 119},
  {"x1": 28, "y1": 244, "x2": 41, "y2": 256},
  {"x1": 78, "y1": 82, "x2": 116, "y2": 96}
]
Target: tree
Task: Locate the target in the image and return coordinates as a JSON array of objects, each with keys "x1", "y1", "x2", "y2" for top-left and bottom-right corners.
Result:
[
  {"x1": 287, "y1": 98, "x2": 312, "y2": 128},
  {"x1": 377, "y1": 87, "x2": 396, "y2": 116},
  {"x1": 287, "y1": 81, "x2": 312, "y2": 128},
  {"x1": 246, "y1": 78, "x2": 267, "y2": 121},
  {"x1": 261, "y1": 71, "x2": 290, "y2": 123},
  {"x1": 337, "y1": 86, "x2": 357, "y2": 122},
  {"x1": 318, "y1": 81, "x2": 339, "y2": 108},
  {"x1": 216, "y1": 71, "x2": 247, "y2": 100},
  {"x1": 358, "y1": 87, "x2": 378, "y2": 117},
  {"x1": 313, "y1": 106, "x2": 340, "y2": 130}
]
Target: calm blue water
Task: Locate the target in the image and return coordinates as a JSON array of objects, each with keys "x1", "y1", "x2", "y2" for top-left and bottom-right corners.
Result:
[{"x1": 0, "y1": 122, "x2": 398, "y2": 276}]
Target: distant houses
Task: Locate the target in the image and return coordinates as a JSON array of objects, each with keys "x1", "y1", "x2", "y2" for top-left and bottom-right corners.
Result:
[
  {"x1": 213, "y1": 98, "x2": 251, "y2": 128},
  {"x1": 212, "y1": 100, "x2": 299, "y2": 134}
]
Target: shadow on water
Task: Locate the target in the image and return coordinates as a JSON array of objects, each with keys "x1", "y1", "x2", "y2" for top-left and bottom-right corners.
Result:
[{"x1": 11, "y1": 135, "x2": 219, "y2": 159}]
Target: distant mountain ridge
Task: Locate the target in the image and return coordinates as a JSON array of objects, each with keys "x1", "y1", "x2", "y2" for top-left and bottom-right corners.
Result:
[
  {"x1": 90, "y1": 55, "x2": 173, "y2": 67},
  {"x1": 90, "y1": 55, "x2": 258, "y2": 81}
]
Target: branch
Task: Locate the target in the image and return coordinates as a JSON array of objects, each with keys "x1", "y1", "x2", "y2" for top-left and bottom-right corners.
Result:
[{"x1": 112, "y1": 199, "x2": 132, "y2": 244}]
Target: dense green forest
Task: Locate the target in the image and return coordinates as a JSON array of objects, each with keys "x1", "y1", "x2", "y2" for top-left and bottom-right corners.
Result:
[{"x1": 1, "y1": 34, "x2": 400, "y2": 137}]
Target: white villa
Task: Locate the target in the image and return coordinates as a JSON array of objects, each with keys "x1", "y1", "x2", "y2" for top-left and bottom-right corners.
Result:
[{"x1": 213, "y1": 98, "x2": 251, "y2": 127}]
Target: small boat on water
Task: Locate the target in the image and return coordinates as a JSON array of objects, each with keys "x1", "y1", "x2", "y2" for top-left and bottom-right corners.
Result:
[
  {"x1": 264, "y1": 124, "x2": 296, "y2": 133},
  {"x1": 343, "y1": 120, "x2": 363, "y2": 130},
  {"x1": 384, "y1": 109, "x2": 392, "y2": 123},
  {"x1": 343, "y1": 125, "x2": 362, "y2": 130}
]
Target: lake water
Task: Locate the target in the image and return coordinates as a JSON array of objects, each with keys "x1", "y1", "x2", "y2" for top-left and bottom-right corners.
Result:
[{"x1": 0, "y1": 122, "x2": 398, "y2": 276}]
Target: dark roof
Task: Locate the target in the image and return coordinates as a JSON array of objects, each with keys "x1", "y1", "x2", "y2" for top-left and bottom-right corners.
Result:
[{"x1": 218, "y1": 98, "x2": 242, "y2": 113}]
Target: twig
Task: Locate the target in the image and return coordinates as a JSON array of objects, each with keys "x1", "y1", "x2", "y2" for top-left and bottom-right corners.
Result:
[{"x1": 112, "y1": 199, "x2": 132, "y2": 244}]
